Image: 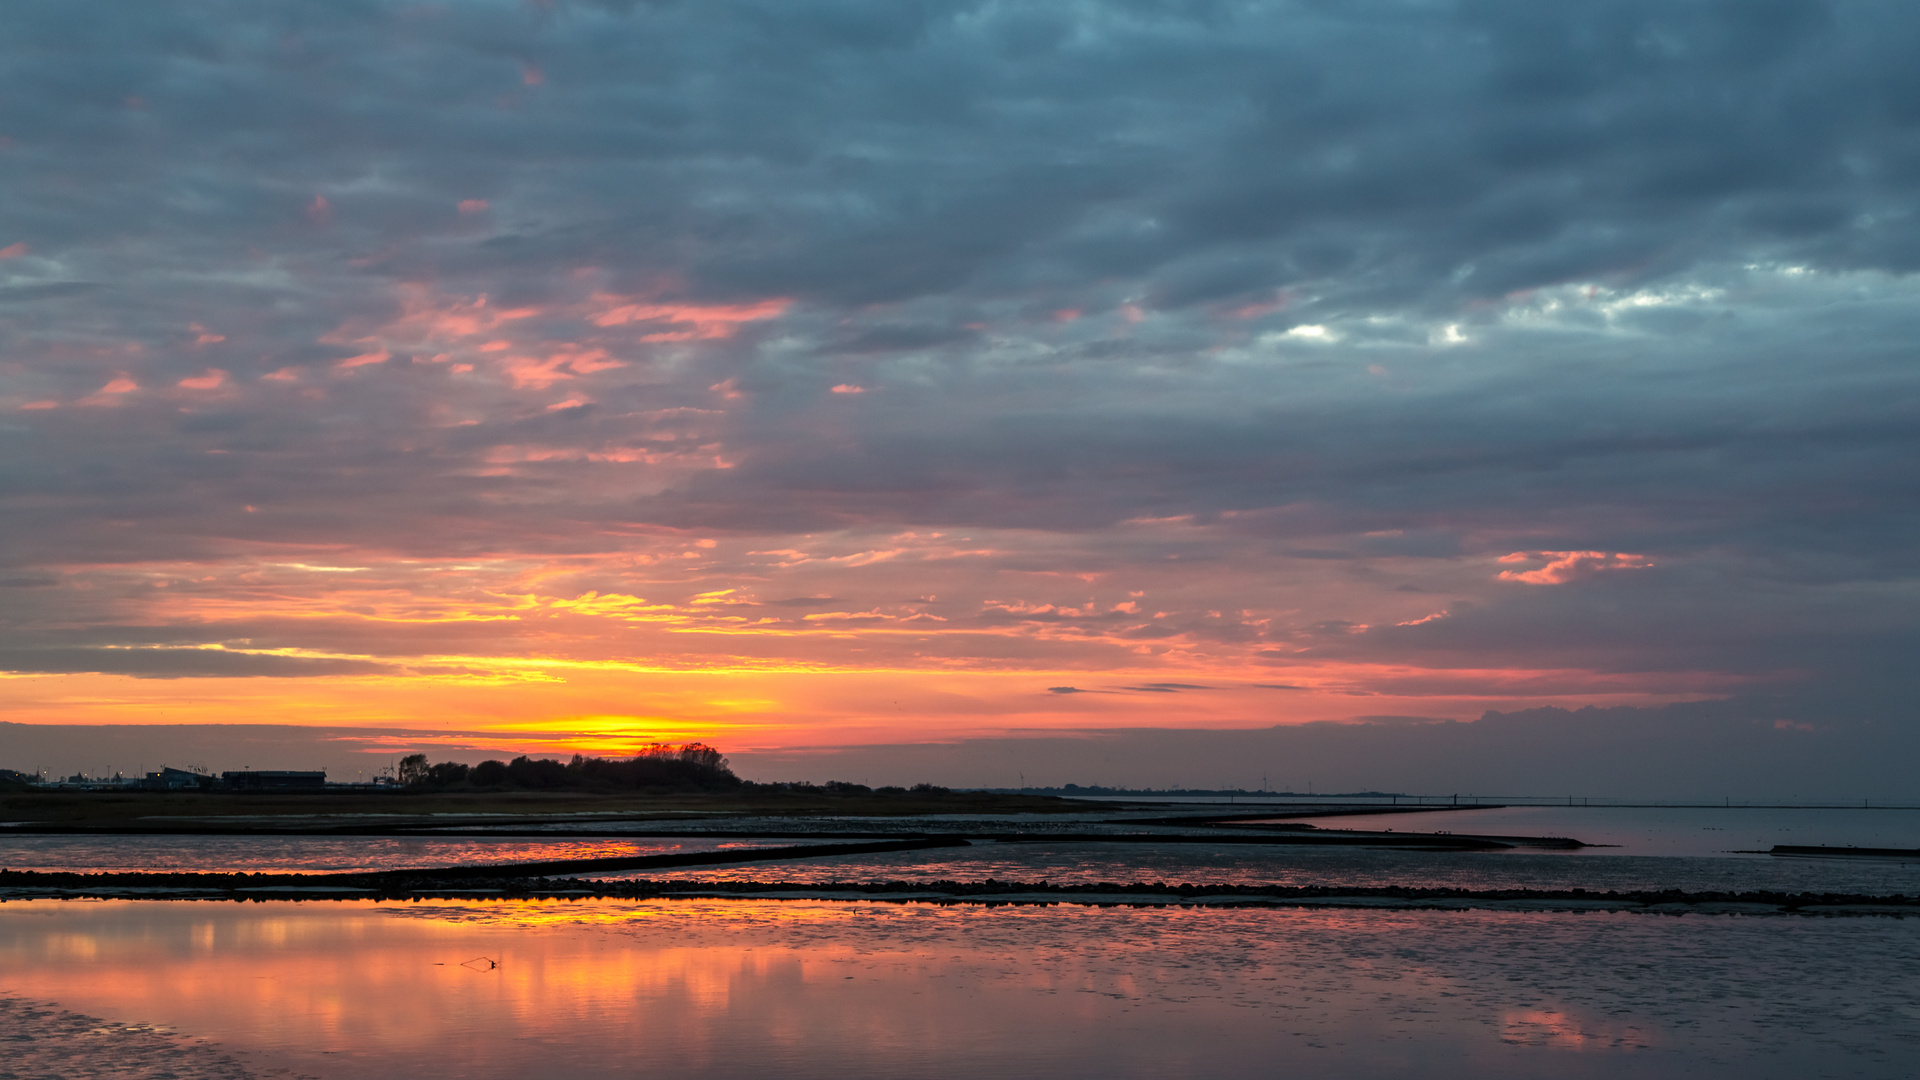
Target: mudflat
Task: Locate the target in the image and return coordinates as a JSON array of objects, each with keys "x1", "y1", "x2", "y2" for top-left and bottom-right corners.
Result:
[
  {"x1": 0, "y1": 788, "x2": 1084, "y2": 830},
  {"x1": 0, "y1": 996, "x2": 311, "y2": 1080}
]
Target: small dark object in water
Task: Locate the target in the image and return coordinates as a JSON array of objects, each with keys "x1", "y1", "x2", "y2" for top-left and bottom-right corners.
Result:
[{"x1": 1771, "y1": 845, "x2": 1920, "y2": 860}]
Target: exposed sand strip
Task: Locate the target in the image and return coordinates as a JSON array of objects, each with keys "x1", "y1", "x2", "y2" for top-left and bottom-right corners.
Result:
[{"x1": 0, "y1": 996, "x2": 318, "y2": 1079}]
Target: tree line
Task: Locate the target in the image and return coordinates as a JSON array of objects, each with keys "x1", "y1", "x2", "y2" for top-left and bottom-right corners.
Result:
[
  {"x1": 392, "y1": 744, "x2": 954, "y2": 796},
  {"x1": 395, "y1": 743, "x2": 739, "y2": 792}
]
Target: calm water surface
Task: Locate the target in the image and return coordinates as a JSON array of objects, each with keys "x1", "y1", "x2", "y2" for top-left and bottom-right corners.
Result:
[
  {"x1": 633, "y1": 841, "x2": 1920, "y2": 894},
  {"x1": 3, "y1": 897, "x2": 1917, "y2": 1079},
  {"x1": 622, "y1": 805, "x2": 1920, "y2": 895},
  {"x1": 0, "y1": 836, "x2": 774, "y2": 874},
  {"x1": 7, "y1": 805, "x2": 1918, "y2": 892},
  {"x1": 1300, "y1": 805, "x2": 1920, "y2": 855}
]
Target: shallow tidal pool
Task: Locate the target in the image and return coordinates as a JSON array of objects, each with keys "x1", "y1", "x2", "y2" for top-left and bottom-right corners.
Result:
[{"x1": 3, "y1": 896, "x2": 1917, "y2": 1079}]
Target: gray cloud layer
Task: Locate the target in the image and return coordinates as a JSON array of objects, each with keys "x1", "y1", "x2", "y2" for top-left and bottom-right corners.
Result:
[{"x1": 1, "y1": 1, "x2": 1917, "y2": 773}]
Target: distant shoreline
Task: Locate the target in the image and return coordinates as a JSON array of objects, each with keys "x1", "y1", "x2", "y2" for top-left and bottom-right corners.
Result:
[
  {"x1": 0, "y1": 787, "x2": 1091, "y2": 828},
  {"x1": 3, "y1": 870, "x2": 1914, "y2": 917}
]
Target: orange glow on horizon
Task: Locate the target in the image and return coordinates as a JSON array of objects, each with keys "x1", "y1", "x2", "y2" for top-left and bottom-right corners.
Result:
[
  {"x1": 0, "y1": 524, "x2": 1748, "y2": 756},
  {"x1": 0, "y1": 656, "x2": 1741, "y2": 762}
]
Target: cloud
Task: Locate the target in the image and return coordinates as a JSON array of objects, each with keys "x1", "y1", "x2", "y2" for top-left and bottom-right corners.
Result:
[
  {"x1": 0, "y1": 647, "x2": 389, "y2": 679},
  {"x1": 1496, "y1": 551, "x2": 1654, "y2": 585},
  {"x1": 177, "y1": 368, "x2": 227, "y2": 391},
  {"x1": 0, "y1": 0, "x2": 1917, "y2": 786}
]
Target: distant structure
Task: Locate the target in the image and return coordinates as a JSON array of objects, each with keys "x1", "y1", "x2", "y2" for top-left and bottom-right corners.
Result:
[
  {"x1": 142, "y1": 767, "x2": 214, "y2": 791},
  {"x1": 4, "y1": 766, "x2": 340, "y2": 791},
  {"x1": 220, "y1": 770, "x2": 326, "y2": 791},
  {"x1": 55, "y1": 772, "x2": 129, "y2": 789}
]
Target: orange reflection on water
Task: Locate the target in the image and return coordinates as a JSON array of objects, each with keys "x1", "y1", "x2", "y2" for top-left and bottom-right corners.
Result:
[
  {"x1": 2, "y1": 901, "x2": 840, "y2": 1068},
  {"x1": 11, "y1": 899, "x2": 1863, "y2": 1080},
  {"x1": 0, "y1": 837, "x2": 766, "y2": 875},
  {"x1": 1501, "y1": 1009, "x2": 1654, "y2": 1051},
  {"x1": 0, "y1": 898, "x2": 1418, "y2": 1079},
  {"x1": 2, "y1": 898, "x2": 1123, "y2": 1079}
]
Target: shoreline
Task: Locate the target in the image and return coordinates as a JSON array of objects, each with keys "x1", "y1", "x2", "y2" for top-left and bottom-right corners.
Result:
[{"x1": 3, "y1": 870, "x2": 1915, "y2": 916}]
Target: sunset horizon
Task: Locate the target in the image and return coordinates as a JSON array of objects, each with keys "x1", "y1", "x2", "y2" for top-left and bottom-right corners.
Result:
[
  {"x1": 4, "y1": 5, "x2": 1919, "y2": 1076},
  {"x1": 5, "y1": 1, "x2": 1918, "y2": 794}
]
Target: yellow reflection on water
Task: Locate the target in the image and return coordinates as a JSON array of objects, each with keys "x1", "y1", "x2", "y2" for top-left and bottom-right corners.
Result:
[{"x1": 39, "y1": 932, "x2": 100, "y2": 962}]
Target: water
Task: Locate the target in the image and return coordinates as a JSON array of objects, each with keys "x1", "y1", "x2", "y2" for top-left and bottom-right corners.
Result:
[
  {"x1": 3, "y1": 805, "x2": 1918, "y2": 1078},
  {"x1": 0, "y1": 835, "x2": 777, "y2": 874},
  {"x1": 626, "y1": 840, "x2": 1920, "y2": 895},
  {"x1": 3, "y1": 897, "x2": 1917, "y2": 1079},
  {"x1": 598, "y1": 805, "x2": 1920, "y2": 895},
  {"x1": 1286, "y1": 805, "x2": 1920, "y2": 856}
]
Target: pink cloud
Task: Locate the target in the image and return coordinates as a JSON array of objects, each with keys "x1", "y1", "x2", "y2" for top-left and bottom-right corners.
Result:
[
  {"x1": 503, "y1": 356, "x2": 568, "y2": 388},
  {"x1": 0, "y1": 241, "x2": 28, "y2": 259},
  {"x1": 1497, "y1": 550, "x2": 1654, "y2": 585},
  {"x1": 387, "y1": 288, "x2": 542, "y2": 340},
  {"x1": 1225, "y1": 291, "x2": 1288, "y2": 319},
  {"x1": 589, "y1": 295, "x2": 790, "y2": 339},
  {"x1": 831, "y1": 384, "x2": 865, "y2": 395},
  {"x1": 177, "y1": 368, "x2": 228, "y2": 390},
  {"x1": 459, "y1": 199, "x2": 489, "y2": 215},
  {"x1": 307, "y1": 194, "x2": 332, "y2": 225},
  {"x1": 308, "y1": 284, "x2": 792, "y2": 399},
  {"x1": 76, "y1": 376, "x2": 139, "y2": 407},
  {"x1": 316, "y1": 288, "x2": 539, "y2": 368},
  {"x1": 563, "y1": 349, "x2": 624, "y2": 375},
  {"x1": 506, "y1": 346, "x2": 625, "y2": 389}
]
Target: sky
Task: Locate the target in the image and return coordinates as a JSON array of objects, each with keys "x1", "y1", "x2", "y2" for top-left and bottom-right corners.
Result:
[{"x1": 2, "y1": 0, "x2": 1918, "y2": 795}]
